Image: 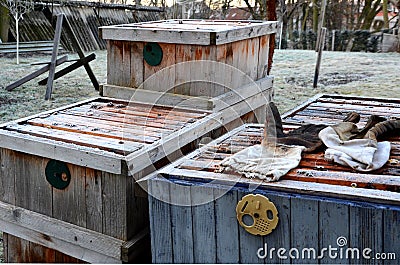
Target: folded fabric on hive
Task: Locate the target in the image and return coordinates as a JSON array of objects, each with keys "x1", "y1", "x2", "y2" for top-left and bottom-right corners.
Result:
[
  {"x1": 319, "y1": 126, "x2": 391, "y2": 171},
  {"x1": 319, "y1": 118, "x2": 400, "y2": 171},
  {"x1": 218, "y1": 143, "x2": 305, "y2": 182}
]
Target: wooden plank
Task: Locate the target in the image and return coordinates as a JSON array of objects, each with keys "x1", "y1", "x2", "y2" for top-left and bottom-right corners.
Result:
[
  {"x1": 0, "y1": 148, "x2": 16, "y2": 205},
  {"x1": 102, "y1": 84, "x2": 212, "y2": 110},
  {"x1": 285, "y1": 169, "x2": 400, "y2": 192},
  {"x1": 61, "y1": 108, "x2": 188, "y2": 132},
  {"x1": 148, "y1": 178, "x2": 173, "y2": 263},
  {"x1": 164, "y1": 164, "x2": 400, "y2": 206},
  {"x1": 170, "y1": 181, "x2": 194, "y2": 263},
  {"x1": 15, "y1": 153, "x2": 52, "y2": 216},
  {"x1": 100, "y1": 20, "x2": 279, "y2": 45},
  {"x1": 231, "y1": 39, "x2": 252, "y2": 88},
  {"x1": 28, "y1": 241, "x2": 56, "y2": 262},
  {"x1": 3, "y1": 232, "x2": 8, "y2": 262},
  {"x1": 189, "y1": 45, "x2": 217, "y2": 97},
  {"x1": 349, "y1": 204, "x2": 383, "y2": 264},
  {"x1": 121, "y1": 227, "x2": 150, "y2": 263},
  {"x1": 214, "y1": 188, "x2": 240, "y2": 263},
  {"x1": 55, "y1": 251, "x2": 83, "y2": 263},
  {"x1": 260, "y1": 191, "x2": 291, "y2": 264},
  {"x1": 319, "y1": 200, "x2": 349, "y2": 264},
  {"x1": 0, "y1": 200, "x2": 124, "y2": 263},
  {"x1": 211, "y1": 76, "x2": 273, "y2": 111},
  {"x1": 5, "y1": 55, "x2": 68, "y2": 91},
  {"x1": 290, "y1": 196, "x2": 319, "y2": 264},
  {"x1": 38, "y1": 53, "x2": 96, "y2": 85},
  {"x1": 121, "y1": 41, "x2": 131, "y2": 87},
  {"x1": 318, "y1": 94, "x2": 400, "y2": 107},
  {"x1": 101, "y1": 171, "x2": 128, "y2": 240},
  {"x1": 257, "y1": 35, "x2": 270, "y2": 79},
  {"x1": 108, "y1": 40, "x2": 124, "y2": 87},
  {"x1": 130, "y1": 42, "x2": 144, "y2": 88},
  {"x1": 45, "y1": 13, "x2": 64, "y2": 100},
  {"x1": 53, "y1": 164, "x2": 86, "y2": 227},
  {"x1": 126, "y1": 164, "x2": 149, "y2": 240},
  {"x1": 4, "y1": 233, "x2": 28, "y2": 262},
  {"x1": 305, "y1": 102, "x2": 400, "y2": 116},
  {"x1": 27, "y1": 115, "x2": 159, "y2": 144},
  {"x1": 0, "y1": 129, "x2": 123, "y2": 174},
  {"x1": 85, "y1": 168, "x2": 103, "y2": 234},
  {"x1": 237, "y1": 190, "x2": 264, "y2": 264},
  {"x1": 215, "y1": 43, "x2": 231, "y2": 95},
  {"x1": 174, "y1": 44, "x2": 193, "y2": 96},
  {"x1": 107, "y1": 40, "x2": 117, "y2": 86},
  {"x1": 247, "y1": 37, "x2": 260, "y2": 80},
  {"x1": 191, "y1": 184, "x2": 216, "y2": 263},
  {"x1": 5, "y1": 124, "x2": 142, "y2": 155},
  {"x1": 85, "y1": 98, "x2": 209, "y2": 117},
  {"x1": 383, "y1": 208, "x2": 400, "y2": 264}
]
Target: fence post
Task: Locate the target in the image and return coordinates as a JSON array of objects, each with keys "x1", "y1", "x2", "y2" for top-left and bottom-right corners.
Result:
[
  {"x1": 313, "y1": 27, "x2": 327, "y2": 88},
  {"x1": 45, "y1": 13, "x2": 64, "y2": 100}
]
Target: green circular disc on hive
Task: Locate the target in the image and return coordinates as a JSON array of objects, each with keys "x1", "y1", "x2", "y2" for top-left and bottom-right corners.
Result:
[
  {"x1": 45, "y1": 160, "x2": 71, "y2": 190},
  {"x1": 143, "y1": 42, "x2": 163, "y2": 66}
]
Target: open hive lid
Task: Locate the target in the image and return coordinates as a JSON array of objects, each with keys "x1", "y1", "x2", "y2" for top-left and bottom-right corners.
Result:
[
  {"x1": 156, "y1": 94, "x2": 400, "y2": 205},
  {"x1": 0, "y1": 97, "x2": 247, "y2": 176},
  {"x1": 100, "y1": 19, "x2": 279, "y2": 45}
]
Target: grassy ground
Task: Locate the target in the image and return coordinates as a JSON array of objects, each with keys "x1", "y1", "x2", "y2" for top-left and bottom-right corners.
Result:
[
  {"x1": 0, "y1": 49, "x2": 400, "y2": 260},
  {"x1": 271, "y1": 49, "x2": 400, "y2": 113}
]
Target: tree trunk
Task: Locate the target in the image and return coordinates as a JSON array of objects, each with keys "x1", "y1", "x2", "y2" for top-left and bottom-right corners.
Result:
[
  {"x1": 382, "y1": 0, "x2": 389, "y2": 28},
  {"x1": 267, "y1": 0, "x2": 276, "y2": 74},
  {"x1": 0, "y1": 5, "x2": 9, "y2": 42},
  {"x1": 312, "y1": 0, "x2": 318, "y2": 32},
  {"x1": 302, "y1": 4, "x2": 309, "y2": 31},
  {"x1": 16, "y1": 14, "x2": 19, "y2": 65}
]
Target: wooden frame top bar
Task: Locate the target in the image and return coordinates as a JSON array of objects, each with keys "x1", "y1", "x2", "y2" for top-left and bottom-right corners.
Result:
[{"x1": 100, "y1": 19, "x2": 279, "y2": 45}]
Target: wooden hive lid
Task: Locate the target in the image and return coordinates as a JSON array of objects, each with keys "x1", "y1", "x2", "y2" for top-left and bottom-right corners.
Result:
[
  {"x1": 0, "y1": 97, "x2": 213, "y2": 175},
  {"x1": 100, "y1": 19, "x2": 279, "y2": 45},
  {"x1": 157, "y1": 94, "x2": 400, "y2": 205}
]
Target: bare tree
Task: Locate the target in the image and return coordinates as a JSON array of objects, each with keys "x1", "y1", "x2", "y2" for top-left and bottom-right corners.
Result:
[{"x1": 0, "y1": 0, "x2": 34, "y2": 64}]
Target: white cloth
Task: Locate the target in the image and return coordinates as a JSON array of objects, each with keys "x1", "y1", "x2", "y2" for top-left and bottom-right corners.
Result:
[
  {"x1": 219, "y1": 143, "x2": 305, "y2": 182},
  {"x1": 319, "y1": 127, "x2": 391, "y2": 171}
]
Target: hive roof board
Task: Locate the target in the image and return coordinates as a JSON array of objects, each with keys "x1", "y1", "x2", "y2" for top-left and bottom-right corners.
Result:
[{"x1": 100, "y1": 19, "x2": 279, "y2": 45}]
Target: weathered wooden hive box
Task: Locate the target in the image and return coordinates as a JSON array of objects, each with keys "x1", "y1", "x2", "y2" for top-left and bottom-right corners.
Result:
[
  {"x1": 0, "y1": 95, "x2": 272, "y2": 263},
  {"x1": 148, "y1": 94, "x2": 400, "y2": 264},
  {"x1": 100, "y1": 19, "x2": 278, "y2": 114}
]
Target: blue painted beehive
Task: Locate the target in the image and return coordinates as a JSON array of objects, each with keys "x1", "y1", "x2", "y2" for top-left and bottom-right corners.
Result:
[{"x1": 148, "y1": 94, "x2": 400, "y2": 264}]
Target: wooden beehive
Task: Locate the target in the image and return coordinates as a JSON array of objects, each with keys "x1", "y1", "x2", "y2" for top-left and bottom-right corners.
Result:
[
  {"x1": 100, "y1": 19, "x2": 278, "y2": 106},
  {"x1": 148, "y1": 94, "x2": 400, "y2": 264},
  {"x1": 0, "y1": 93, "x2": 275, "y2": 263}
]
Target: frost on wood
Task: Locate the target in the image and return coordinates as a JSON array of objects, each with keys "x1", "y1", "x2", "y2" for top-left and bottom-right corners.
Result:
[{"x1": 0, "y1": 0, "x2": 34, "y2": 64}]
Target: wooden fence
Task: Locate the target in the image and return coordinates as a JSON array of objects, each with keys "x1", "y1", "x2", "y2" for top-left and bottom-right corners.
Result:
[{"x1": 7, "y1": 3, "x2": 164, "y2": 52}]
